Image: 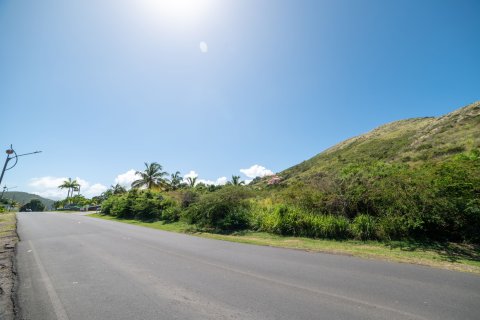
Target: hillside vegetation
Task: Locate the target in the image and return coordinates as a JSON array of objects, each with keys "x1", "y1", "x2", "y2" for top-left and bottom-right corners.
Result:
[
  {"x1": 279, "y1": 101, "x2": 480, "y2": 183},
  {"x1": 2, "y1": 192, "x2": 54, "y2": 209},
  {"x1": 98, "y1": 102, "x2": 480, "y2": 244}
]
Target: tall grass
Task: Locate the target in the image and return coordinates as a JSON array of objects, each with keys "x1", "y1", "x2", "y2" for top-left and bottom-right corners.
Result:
[{"x1": 251, "y1": 203, "x2": 350, "y2": 239}]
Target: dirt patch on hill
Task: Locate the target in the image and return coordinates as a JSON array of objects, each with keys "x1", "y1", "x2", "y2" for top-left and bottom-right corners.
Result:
[{"x1": 0, "y1": 213, "x2": 18, "y2": 320}]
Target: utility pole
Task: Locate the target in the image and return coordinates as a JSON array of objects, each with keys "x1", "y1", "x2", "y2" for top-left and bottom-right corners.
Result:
[
  {"x1": 0, "y1": 145, "x2": 42, "y2": 186},
  {"x1": 0, "y1": 185, "x2": 17, "y2": 200}
]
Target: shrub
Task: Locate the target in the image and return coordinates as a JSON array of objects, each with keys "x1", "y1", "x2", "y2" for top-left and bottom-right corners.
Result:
[
  {"x1": 132, "y1": 191, "x2": 162, "y2": 221},
  {"x1": 183, "y1": 186, "x2": 252, "y2": 231},
  {"x1": 375, "y1": 214, "x2": 408, "y2": 240},
  {"x1": 351, "y1": 214, "x2": 376, "y2": 240},
  {"x1": 100, "y1": 196, "x2": 115, "y2": 215},
  {"x1": 20, "y1": 199, "x2": 46, "y2": 212},
  {"x1": 181, "y1": 190, "x2": 198, "y2": 208},
  {"x1": 101, "y1": 190, "x2": 180, "y2": 222},
  {"x1": 162, "y1": 206, "x2": 181, "y2": 222}
]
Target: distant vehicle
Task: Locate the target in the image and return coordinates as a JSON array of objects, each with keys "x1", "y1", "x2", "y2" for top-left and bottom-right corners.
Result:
[{"x1": 25, "y1": 209, "x2": 32, "y2": 212}]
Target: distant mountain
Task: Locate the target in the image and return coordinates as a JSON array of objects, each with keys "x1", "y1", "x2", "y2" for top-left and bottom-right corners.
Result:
[
  {"x1": 274, "y1": 101, "x2": 480, "y2": 184},
  {"x1": 2, "y1": 191, "x2": 55, "y2": 209}
]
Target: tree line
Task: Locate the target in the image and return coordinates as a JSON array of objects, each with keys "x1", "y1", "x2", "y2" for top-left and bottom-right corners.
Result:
[{"x1": 57, "y1": 150, "x2": 480, "y2": 244}]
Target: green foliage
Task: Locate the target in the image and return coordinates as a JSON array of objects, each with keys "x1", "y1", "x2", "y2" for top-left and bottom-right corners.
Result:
[
  {"x1": 183, "y1": 186, "x2": 252, "y2": 231},
  {"x1": 100, "y1": 189, "x2": 179, "y2": 222},
  {"x1": 224, "y1": 149, "x2": 478, "y2": 243},
  {"x1": 251, "y1": 203, "x2": 350, "y2": 239},
  {"x1": 96, "y1": 102, "x2": 480, "y2": 244},
  {"x1": 20, "y1": 199, "x2": 46, "y2": 212},
  {"x1": 131, "y1": 162, "x2": 168, "y2": 190},
  {"x1": 375, "y1": 214, "x2": 408, "y2": 240},
  {"x1": 2, "y1": 191, "x2": 54, "y2": 209},
  {"x1": 180, "y1": 190, "x2": 198, "y2": 208},
  {"x1": 350, "y1": 214, "x2": 376, "y2": 240}
]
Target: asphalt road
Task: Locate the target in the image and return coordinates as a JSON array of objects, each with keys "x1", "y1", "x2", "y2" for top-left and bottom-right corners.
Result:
[{"x1": 15, "y1": 212, "x2": 480, "y2": 320}]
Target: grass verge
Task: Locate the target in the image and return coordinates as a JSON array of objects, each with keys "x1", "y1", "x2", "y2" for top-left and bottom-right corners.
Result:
[
  {"x1": 0, "y1": 212, "x2": 18, "y2": 320},
  {"x1": 88, "y1": 214, "x2": 480, "y2": 275}
]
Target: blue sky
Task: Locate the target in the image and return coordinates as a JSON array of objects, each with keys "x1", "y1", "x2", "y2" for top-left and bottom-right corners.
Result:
[{"x1": 1, "y1": 0, "x2": 479, "y2": 199}]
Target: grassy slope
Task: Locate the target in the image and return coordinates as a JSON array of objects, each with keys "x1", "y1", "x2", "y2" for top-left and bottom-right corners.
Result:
[
  {"x1": 276, "y1": 101, "x2": 480, "y2": 183},
  {"x1": 89, "y1": 214, "x2": 480, "y2": 275}
]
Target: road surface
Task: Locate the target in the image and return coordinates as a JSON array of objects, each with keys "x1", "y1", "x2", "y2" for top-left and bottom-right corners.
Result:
[{"x1": 15, "y1": 212, "x2": 480, "y2": 320}]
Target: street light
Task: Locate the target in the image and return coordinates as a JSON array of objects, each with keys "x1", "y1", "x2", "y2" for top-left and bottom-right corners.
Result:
[{"x1": 0, "y1": 144, "x2": 42, "y2": 186}]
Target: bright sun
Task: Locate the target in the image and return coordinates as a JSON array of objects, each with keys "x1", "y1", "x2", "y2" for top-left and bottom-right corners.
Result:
[{"x1": 139, "y1": 0, "x2": 215, "y2": 26}]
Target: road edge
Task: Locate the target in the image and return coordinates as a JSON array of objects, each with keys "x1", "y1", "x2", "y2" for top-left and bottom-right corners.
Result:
[{"x1": 0, "y1": 212, "x2": 18, "y2": 320}]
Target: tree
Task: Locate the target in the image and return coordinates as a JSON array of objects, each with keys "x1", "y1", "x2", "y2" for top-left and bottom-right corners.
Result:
[
  {"x1": 58, "y1": 178, "x2": 80, "y2": 203},
  {"x1": 167, "y1": 171, "x2": 183, "y2": 190},
  {"x1": 131, "y1": 162, "x2": 168, "y2": 190},
  {"x1": 111, "y1": 184, "x2": 127, "y2": 195},
  {"x1": 20, "y1": 199, "x2": 45, "y2": 212},
  {"x1": 186, "y1": 176, "x2": 197, "y2": 188},
  {"x1": 230, "y1": 175, "x2": 245, "y2": 186},
  {"x1": 9, "y1": 199, "x2": 19, "y2": 209}
]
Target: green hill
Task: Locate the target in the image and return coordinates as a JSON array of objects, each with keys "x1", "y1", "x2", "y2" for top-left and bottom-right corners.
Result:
[
  {"x1": 249, "y1": 101, "x2": 480, "y2": 242},
  {"x1": 1, "y1": 191, "x2": 55, "y2": 209},
  {"x1": 278, "y1": 101, "x2": 480, "y2": 184}
]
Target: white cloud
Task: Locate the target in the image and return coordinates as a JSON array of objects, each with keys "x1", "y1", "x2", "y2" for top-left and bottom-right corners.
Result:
[
  {"x1": 87, "y1": 183, "x2": 108, "y2": 196},
  {"x1": 183, "y1": 170, "x2": 227, "y2": 186},
  {"x1": 114, "y1": 169, "x2": 140, "y2": 188},
  {"x1": 29, "y1": 176, "x2": 107, "y2": 200},
  {"x1": 240, "y1": 164, "x2": 274, "y2": 178},
  {"x1": 197, "y1": 176, "x2": 228, "y2": 186},
  {"x1": 29, "y1": 176, "x2": 67, "y2": 189},
  {"x1": 215, "y1": 176, "x2": 228, "y2": 185},
  {"x1": 183, "y1": 170, "x2": 199, "y2": 180}
]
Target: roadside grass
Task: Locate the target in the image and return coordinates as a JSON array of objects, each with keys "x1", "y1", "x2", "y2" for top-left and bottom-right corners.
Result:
[
  {"x1": 0, "y1": 212, "x2": 16, "y2": 237},
  {"x1": 88, "y1": 214, "x2": 480, "y2": 275},
  {"x1": 0, "y1": 212, "x2": 17, "y2": 319}
]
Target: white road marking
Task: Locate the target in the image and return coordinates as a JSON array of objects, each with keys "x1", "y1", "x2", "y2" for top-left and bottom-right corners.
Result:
[{"x1": 28, "y1": 240, "x2": 70, "y2": 320}]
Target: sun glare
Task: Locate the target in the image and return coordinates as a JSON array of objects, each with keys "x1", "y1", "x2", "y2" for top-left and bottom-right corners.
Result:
[{"x1": 139, "y1": 0, "x2": 215, "y2": 27}]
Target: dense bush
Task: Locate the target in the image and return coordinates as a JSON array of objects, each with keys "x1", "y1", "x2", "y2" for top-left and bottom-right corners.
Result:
[
  {"x1": 101, "y1": 190, "x2": 179, "y2": 222},
  {"x1": 20, "y1": 199, "x2": 45, "y2": 212},
  {"x1": 350, "y1": 214, "x2": 376, "y2": 240},
  {"x1": 98, "y1": 150, "x2": 479, "y2": 243},
  {"x1": 183, "y1": 186, "x2": 252, "y2": 231},
  {"x1": 264, "y1": 151, "x2": 480, "y2": 243}
]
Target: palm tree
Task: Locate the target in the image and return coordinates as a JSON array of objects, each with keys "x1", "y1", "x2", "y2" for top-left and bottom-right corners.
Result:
[
  {"x1": 110, "y1": 183, "x2": 126, "y2": 195},
  {"x1": 131, "y1": 162, "x2": 168, "y2": 190},
  {"x1": 186, "y1": 176, "x2": 197, "y2": 188},
  {"x1": 167, "y1": 171, "x2": 183, "y2": 190},
  {"x1": 58, "y1": 178, "x2": 80, "y2": 202},
  {"x1": 72, "y1": 181, "x2": 81, "y2": 196},
  {"x1": 230, "y1": 175, "x2": 245, "y2": 186}
]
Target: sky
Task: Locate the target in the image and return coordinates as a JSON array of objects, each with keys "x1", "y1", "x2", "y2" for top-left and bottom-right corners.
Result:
[{"x1": 1, "y1": 0, "x2": 479, "y2": 200}]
